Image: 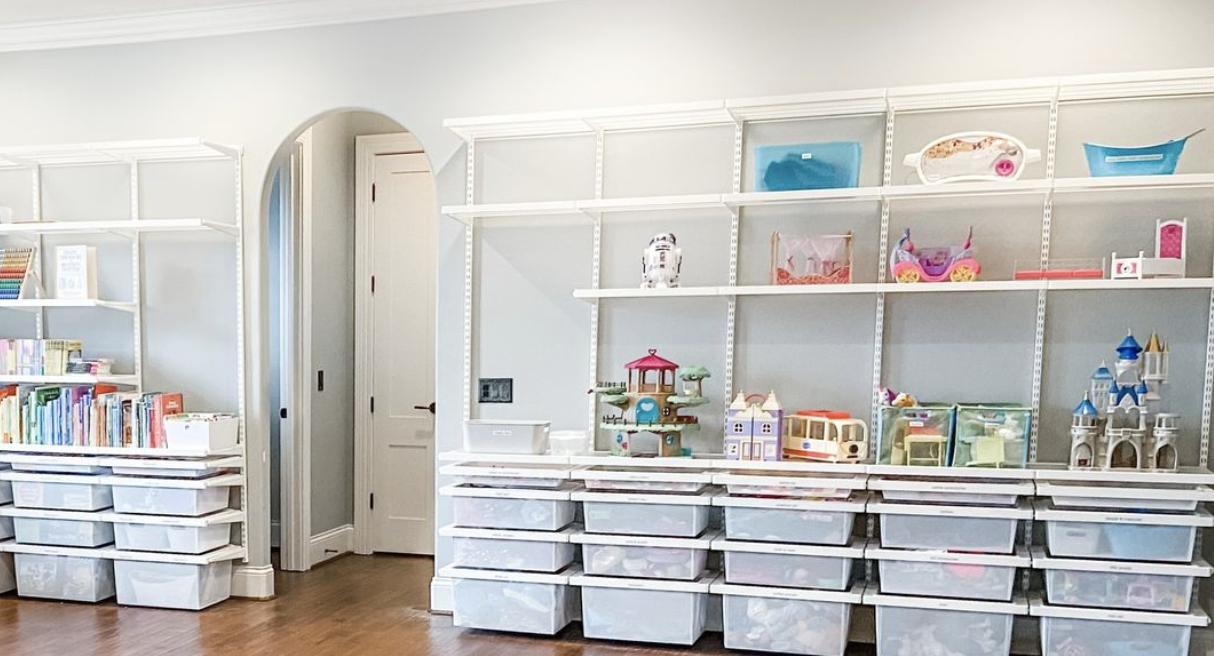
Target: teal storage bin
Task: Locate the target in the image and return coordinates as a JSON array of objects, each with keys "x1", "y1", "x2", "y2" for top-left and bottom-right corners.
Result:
[
  {"x1": 755, "y1": 142, "x2": 862, "y2": 191},
  {"x1": 875, "y1": 405, "x2": 956, "y2": 467},
  {"x1": 951, "y1": 404, "x2": 1031, "y2": 469}
]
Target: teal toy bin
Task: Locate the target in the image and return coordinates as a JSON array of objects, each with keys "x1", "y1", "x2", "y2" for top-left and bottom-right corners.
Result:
[
  {"x1": 755, "y1": 141, "x2": 862, "y2": 191},
  {"x1": 951, "y1": 404, "x2": 1031, "y2": 468},
  {"x1": 875, "y1": 405, "x2": 956, "y2": 467}
]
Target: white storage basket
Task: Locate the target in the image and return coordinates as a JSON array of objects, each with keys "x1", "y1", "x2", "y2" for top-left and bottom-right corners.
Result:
[
  {"x1": 867, "y1": 545, "x2": 1028, "y2": 601},
  {"x1": 867, "y1": 476, "x2": 1031, "y2": 507},
  {"x1": 440, "y1": 525, "x2": 576, "y2": 573},
  {"x1": 443, "y1": 484, "x2": 576, "y2": 531},
  {"x1": 443, "y1": 565, "x2": 577, "y2": 635},
  {"x1": 713, "y1": 471, "x2": 866, "y2": 500},
  {"x1": 571, "y1": 572, "x2": 712, "y2": 645},
  {"x1": 107, "y1": 509, "x2": 242, "y2": 554},
  {"x1": 716, "y1": 494, "x2": 867, "y2": 545},
  {"x1": 462, "y1": 420, "x2": 550, "y2": 455},
  {"x1": 1033, "y1": 547, "x2": 1211, "y2": 613},
  {"x1": 573, "y1": 531, "x2": 713, "y2": 581},
  {"x1": 1036, "y1": 481, "x2": 1214, "y2": 513},
  {"x1": 2, "y1": 507, "x2": 112, "y2": 547},
  {"x1": 1032, "y1": 596, "x2": 1209, "y2": 656},
  {"x1": 869, "y1": 497, "x2": 1030, "y2": 554},
  {"x1": 163, "y1": 413, "x2": 239, "y2": 453},
  {"x1": 114, "y1": 558, "x2": 233, "y2": 610},
  {"x1": 1, "y1": 471, "x2": 112, "y2": 511},
  {"x1": 575, "y1": 466, "x2": 711, "y2": 494},
  {"x1": 106, "y1": 474, "x2": 242, "y2": 517},
  {"x1": 14, "y1": 550, "x2": 115, "y2": 603},
  {"x1": 714, "y1": 538, "x2": 862, "y2": 591},
  {"x1": 439, "y1": 462, "x2": 571, "y2": 490},
  {"x1": 1037, "y1": 502, "x2": 1211, "y2": 563},
  {"x1": 575, "y1": 490, "x2": 712, "y2": 538},
  {"x1": 868, "y1": 591, "x2": 1027, "y2": 656},
  {"x1": 714, "y1": 581, "x2": 861, "y2": 656}
]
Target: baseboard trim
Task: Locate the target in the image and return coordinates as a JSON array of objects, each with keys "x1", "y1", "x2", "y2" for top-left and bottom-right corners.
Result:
[
  {"x1": 232, "y1": 564, "x2": 275, "y2": 599},
  {"x1": 310, "y1": 524, "x2": 354, "y2": 567},
  {"x1": 430, "y1": 575, "x2": 453, "y2": 612}
]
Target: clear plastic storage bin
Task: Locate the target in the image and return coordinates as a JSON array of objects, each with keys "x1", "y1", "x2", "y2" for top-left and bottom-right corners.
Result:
[
  {"x1": 1033, "y1": 597, "x2": 1209, "y2": 656},
  {"x1": 114, "y1": 558, "x2": 233, "y2": 610},
  {"x1": 0, "y1": 552, "x2": 14, "y2": 594},
  {"x1": 444, "y1": 485, "x2": 576, "y2": 531},
  {"x1": 717, "y1": 494, "x2": 867, "y2": 546},
  {"x1": 444, "y1": 566, "x2": 576, "y2": 635},
  {"x1": 715, "y1": 538, "x2": 862, "y2": 590},
  {"x1": 1036, "y1": 481, "x2": 1214, "y2": 513},
  {"x1": 868, "y1": 545, "x2": 1028, "y2": 601},
  {"x1": 870, "y1": 498, "x2": 1029, "y2": 554},
  {"x1": 439, "y1": 462, "x2": 571, "y2": 490},
  {"x1": 572, "y1": 572, "x2": 712, "y2": 645},
  {"x1": 576, "y1": 467, "x2": 711, "y2": 494},
  {"x1": 2, "y1": 472, "x2": 112, "y2": 511},
  {"x1": 574, "y1": 531, "x2": 712, "y2": 581},
  {"x1": 1033, "y1": 548, "x2": 1211, "y2": 613},
  {"x1": 1037, "y1": 503, "x2": 1211, "y2": 563},
  {"x1": 8, "y1": 510, "x2": 113, "y2": 548},
  {"x1": 463, "y1": 420, "x2": 551, "y2": 455},
  {"x1": 108, "y1": 475, "x2": 240, "y2": 517},
  {"x1": 715, "y1": 582, "x2": 861, "y2": 656},
  {"x1": 869, "y1": 592, "x2": 1027, "y2": 656},
  {"x1": 714, "y1": 471, "x2": 866, "y2": 500},
  {"x1": 109, "y1": 510, "x2": 241, "y2": 554},
  {"x1": 14, "y1": 551, "x2": 115, "y2": 602},
  {"x1": 868, "y1": 476, "x2": 1031, "y2": 507},
  {"x1": 440, "y1": 525, "x2": 576, "y2": 573},
  {"x1": 575, "y1": 490, "x2": 712, "y2": 538},
  {"x1": 0, "y1": 479, "x2": 11, "y2": 505}
]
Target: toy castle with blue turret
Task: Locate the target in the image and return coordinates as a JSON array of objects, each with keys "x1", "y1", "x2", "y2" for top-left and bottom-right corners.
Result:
[{"x1": 1070, "y1": 330, "x2": 1178, "y2": 470}]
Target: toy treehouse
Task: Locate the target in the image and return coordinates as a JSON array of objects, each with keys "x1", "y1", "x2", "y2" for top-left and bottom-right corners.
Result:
[
  {"x1": 725, "y1": 391, "x2": 784, "y2": 461},
  {"x1": 875, "y1": 390, "x2": 956, "y2": 467},
  {"x1": 1069, "y1": 331, "x2": 1178, "y2": 471},
  {"x1": 889, "y1": 227, "x2": 980, "y2": 283},
  {"x1": 782, "y1": 410, "x2": 869, "y2": 463},
  {"x1": 1111, "y1": 218, "x2": 1187, "y2": 280},
  {"x1": 593, "y1": 349, "x2": 710, "y2": 457}
]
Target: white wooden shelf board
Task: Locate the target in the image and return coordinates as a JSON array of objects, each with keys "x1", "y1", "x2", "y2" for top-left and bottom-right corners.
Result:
[
  {"x1": 0, "y1": 443, "x2": 242, "y2": 458},
  {"x1": 0, "y1": 373, "x2": 139, "y2": 385},
  {"x1": 867, "y1": 464, "x2": 1036, "y2": 480},
  {"x1": 437, "y1": 450, "x2": 572, "y2": 465},
  {"x1": 1032, "y1": 463, "x2": 1214, "y2": 485},
  {"x1": 0, "y1": 138, "x2": 238, "y2": 169},
  {"x1": 568, "y1": 452, "x2": 725, "y2": 468},
  {"x1": 0, "y1": 299, "x2": 136, "y2": 313},
  {"x1": 0, "y1": 218, "x2": 237, "y2": 237}
]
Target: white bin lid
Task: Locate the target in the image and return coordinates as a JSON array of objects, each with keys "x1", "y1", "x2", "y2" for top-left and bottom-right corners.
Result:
[
  {"x1": 867, "y1": 464, "x2": 1034, "y2": 480},
  {"x1": 712, "y1": 471, "x2": 868, "y2": 491},
  {"x1": 1030, "y1": 594, "x2": 1211, "y2": 626},
  {"x1": 711, "y1": 537, "x2": 866, "y2": 558},
  {"x1": 1030, "y1": 547, "x2": 1213, "y2": 577},
  {"x1": 868, "y1": 497, "x2": 1032, "y2": 519},
  {"x1": 868, "y1": 476, "x2": 1033, "y2": 496},
  {"x1": 1036, "y1": 480, "x2": 1214, "y2": 503},
  {"x1": 569, "y1": 571, "x2": 714, "y2": 593},
  {"x1": 440, "y1": 483, "x2": 576, "y2": 500},
  {"x1": 571, "y1": 530, "x2": 716, "y2": 549},
  {"x1": 0, "y1": 453, "x2": 105, "y2": 468},
  {"x1": 864, "y1": 591, "x2": 1029, "y2": 616},
  {"x1": 573, "y1": 466, "x2": 713, "y2": 485},
  {"x1": 439, "y1": 524, "x2": 578, "y2": 543},
  {"x1": 712, "y1": 491, "x2": 868, "y2": 512},
  {"x1": 464, "y1": 420, "x2": 550, "y2": 427},
  {"x1": 102, "y1": 508, "x2": 244, "y2": 526},
  {"x1": 0, "y1": 471, "x2": 107, "y2": 484},
  {"x1": 711, "y1": 580, "x2": 863, "y2": 604},
  {"x1": 1033, "y1": 500, "x2": 1214, "y2": 527},
  {"x1": 572, "y1": 489, "x2": 715, "y2": 506},
  {"x1": 100, "y1": 473, "x2": 244, "y2": 489},
  {"x1": 440, "y1": 564, "x2": 578, "y2": 585},
  {"x1": 439, "y1": 462, "x2": 573, "y2": 479},
  {"x1": 0, "y1": 507, "x2": 109, "y2": 521},
  {"x1": 865, "y1": 544, "x2": 1029, "y2": 567}
]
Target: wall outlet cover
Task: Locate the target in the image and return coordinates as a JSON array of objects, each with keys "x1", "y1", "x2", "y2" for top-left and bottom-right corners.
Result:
[{"x1": 479, "y1": 378, "x2": 513, "y2": 403}]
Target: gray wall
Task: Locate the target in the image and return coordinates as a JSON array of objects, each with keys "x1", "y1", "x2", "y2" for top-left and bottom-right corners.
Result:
[{"x1": 3, "y1": 0, "x2": 1214, "y2": 585}]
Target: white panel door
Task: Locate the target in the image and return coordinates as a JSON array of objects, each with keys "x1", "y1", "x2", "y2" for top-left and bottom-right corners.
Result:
[{"x1": 370, "y1": 152, "x2": 435, "y2": 555}]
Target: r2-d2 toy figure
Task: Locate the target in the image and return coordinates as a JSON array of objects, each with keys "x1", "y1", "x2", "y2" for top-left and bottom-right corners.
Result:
[{"x1": 641, "y1": 232, "x2": 682, "y2": 289}]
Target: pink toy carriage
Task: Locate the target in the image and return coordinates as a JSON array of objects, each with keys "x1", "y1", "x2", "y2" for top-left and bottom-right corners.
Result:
[{"x1": 889, "y1": 227, "x2": 980, "y2": 283}]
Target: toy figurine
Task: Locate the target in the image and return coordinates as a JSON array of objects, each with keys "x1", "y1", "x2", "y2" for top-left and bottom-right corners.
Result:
[
  {"x1": 592, "y1": 349, "x2": 709, "y2": 457},
  {"x1": 725, "y1": 391, "x2": 784, "y2": 461},
  {"x1": 1069, "y1": 330, "x2": 1178, "y2": 471},
  {"x1": 890, "y1": 228, "x2": 980, "y2": 283},
  {"x1": 641, "y1": 233, "x2": 682, "y2": 289},
  {"x1": 782, "y1": 410, "x2": 869, "y2": 463},
  {"x1": 1111, "y1": 218, "x2": 1187, "y2": 279}
]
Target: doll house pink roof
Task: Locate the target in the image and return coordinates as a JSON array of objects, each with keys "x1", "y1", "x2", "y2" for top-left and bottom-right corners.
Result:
[{"x1": 625, "y1": 349, "x2": 679, "y2": 371}]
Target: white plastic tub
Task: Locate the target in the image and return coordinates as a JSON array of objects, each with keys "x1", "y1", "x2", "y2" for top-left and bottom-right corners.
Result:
[
  {"x1": 868, "y1": 545, "x2": 1028, "y2": 601},
  {"x1": 114, "y1": 558, "x2": 233, "y2": 610},
  {"x1": 440, "y1": 525, "x2": 576, "y2": 573},
  {"x1": 443, "y1": 565, "x2": 576, "y2": 635},
  {"x1": 575, "y1": 467, "x2": 711, "y2": 494},
  {"x1": 1037, "y1": 502, "x2": 1211, "y2": 563},
  {"x1": 868, "y1": 476, "x2": 1031, "y2": 507},
  {"x1": 715, "y1": 581, "x2": 861, "y2": 656},
  {"x1": 106, "y1": 474, "x2": 241, "y2": 517},
  {"x1": 14, "y1": 551, "x2": 115, "y2": 602},
  {"x1": 575, "y1": 490, "x2": 712, "y2": 538},
  {"x1": 163, "y1": 413, "x2": 240, "y2": 453},
  {"x1": 463, "y1": 420, "x2": 551, "y2": 455},
  {"x1": 1033, "y1": 596, "x2": 1209, "y2": 656},
  {"x1": 574, "y1": 531, "x2": 712, "y2": 580},
  {"x1": 715, "y1": 538, "x2": 862, "y2": 590},
  {"x1": 572, "y1": 572, "x2": 712, "y2": 645},
  {"x1": 443, "y1": 484, "x2": 576, "y2": 531},
  {"x1": 1032, "y1": 547, "x2": 1211, "y2": 613},
  {"x1": 108, "y1": 509, "x2": 242, "y2": 554},
  {"x1": 109, "y1": 466, "x2": 226, "y2": 479},
  {"x1": 713, "y1": 472, "x2": 866, "y2": 500},
  {"x1": 868, "y1": 592, "x2": 1028, "y2": 656},
  {"x1": 1036, "y1": 481, "x2": 1214, "y2": 513},
  {"x1": 716, "y1": 494, "x2": 867, "y2": 545},
  {"x1": 3, "y1": 508, "x2": 113, "y2": 547},
  {"x1": 1, "y1": 471, "x2": 112, "y2": 511},
  {"x1": 439, "y1": 462, "x2": 571, "y2": 490},
  {"x1": 869, "y1": 498, "x2": 1030, "y2": 554}
]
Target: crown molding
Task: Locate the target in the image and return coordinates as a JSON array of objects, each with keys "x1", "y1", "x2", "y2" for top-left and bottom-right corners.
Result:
[{"x1": 0, "y1": 0, "x2": 566, "y2": 53}]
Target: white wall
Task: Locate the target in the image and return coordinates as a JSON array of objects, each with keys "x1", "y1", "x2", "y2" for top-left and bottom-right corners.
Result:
[{"x1": 4, "y1": 0, "x2": 1214, "y2": 591}]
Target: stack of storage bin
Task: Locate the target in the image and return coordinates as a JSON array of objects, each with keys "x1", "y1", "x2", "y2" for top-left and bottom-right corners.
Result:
[
  {"x1": 710, "y1": 466, "x2": 868, "y2": 656},
  {"x1": 0, "y1": 456, "x2": 15, "y2": 593},
  {"x1": 1032, "y1": 474, "x2": 1214, "y2": 655},
  {"x1": 438, "y1": 460, "x2": 580, "y2": 635},
  {"x1": 569, "y1": 466, "x2": 717, "y2": 646},
  {"x1": 864, "y1": 473, "x2": 1032, "y2": 656}
]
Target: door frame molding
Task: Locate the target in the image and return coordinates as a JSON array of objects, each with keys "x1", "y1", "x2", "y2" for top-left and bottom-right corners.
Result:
[{"x1": 353, "y1": 132, "x2": 426, "y2": 555}]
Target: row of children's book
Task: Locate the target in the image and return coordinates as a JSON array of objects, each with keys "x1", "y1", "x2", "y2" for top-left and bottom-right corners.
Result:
[
  {"x1": 0, "y1": 339, "x2": 83, "y2": 376},
  {"x1": 0, "y1": 385, "x2": 183, "y2": 448}
]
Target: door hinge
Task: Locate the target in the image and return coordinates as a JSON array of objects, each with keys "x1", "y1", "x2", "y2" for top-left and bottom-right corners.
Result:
[
  {"x1": 370, "y1": 396, "x2": 375, "y2": 413},
  {"x1": 370, "y1": 493, "x2": 375, "y2": 510},
  {"x1": 371, "y1": 183, "x2": 376, "y2": 203},
  {"x1": 371, "y1": 275, "x2": 375, "y2": 294}
]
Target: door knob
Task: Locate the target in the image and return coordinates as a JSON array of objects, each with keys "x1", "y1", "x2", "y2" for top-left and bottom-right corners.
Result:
[{"x1": 414, "y1": 402, "x2": 436, "y2": 414}]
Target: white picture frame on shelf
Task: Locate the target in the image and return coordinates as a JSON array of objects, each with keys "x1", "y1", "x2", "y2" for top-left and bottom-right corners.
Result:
[{"x1": 55, "y1": 245, "x2": 97, "y2": 300}]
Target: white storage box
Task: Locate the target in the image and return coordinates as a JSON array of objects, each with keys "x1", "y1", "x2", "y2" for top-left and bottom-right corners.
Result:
[
  {"x1": 869, "y1": 498, "x2": 1030, "y2": 554},
  {"x1": 868, "y1": 476, "x2": 1031, "y2": 507},
  {"x1": 440, "y1": 524, "x2": 576, "y2": 573},
  {"x1": 1032, "y1": 547, "x2": 1211, "y2": 613},
  {"x1": 575, "y1": 490, "x2": 712, "y2": 538},
  {"x1": 114, "y1": 558, "x2": 233, "y2": 610},
  {"x1": 716, "y1": 494, "x2": 867, "y2": 545},
  {"x1": 14, "y1": 550, "x2": 115, "y2": 602},
  {"x1": 463, "y1": 420, "x2": 551, "y2": 455},
  {"x1": 714, "y1": 581, "x2": 861, "y2": 656},
  {"x1": 1032, "y1": 596, "x2": 1209, "y2": 656},
  {"x1": 867, "y1": 545, "x2": 1028, "y2": 601},
  {"x1": 571, "y1": 572, "x2": 712, "y2": 645},
  {"x1": 575, "y1": 466, "x2": 711, "y2": 494},
  {"x1": 443, "y1": 484, "x2": 576, "y2": 531},
  {"x1": 163, "y1": 413, "x2": 239, "y2": 453},
  {"x1": 574, "y1": 531, "x2": 712, "y2": 581},
  {"x1": 107, "y1": 509, "x2": 241, "y2": 554},
  {"x1": 1, "y1": 507, "x2": 112, "y2": 547},
  {"x1": 868, "y1": 591, "x2": 1028, "y2": 656},
  {"x1": 105, "y1": 473, "x2": 241, "y2": 517},
  {"x1": 1036, "y1": 481, "x2": 1214, "y2": 512},
  {"x1": 1, "y1": 471, "x2": 112, "y2": 511},
  {"x1": 439, "y1": 462, "x2": 571, "y2": 490},
  {"x1": 443, "y1": 565, "x2": 576, "y2": 635},
  {"x1": 549, "y1": 430, "x2": 590, "y2": 456},
  {"x1": 715, "y1": 538, "x2": 862, "y2": 590},
  {"x1": 1037, "y1": 502, "x2": 1211, "y2": 563},
  {"x1": 713, "y1": 471, "x2": 866, "y2": 500}
]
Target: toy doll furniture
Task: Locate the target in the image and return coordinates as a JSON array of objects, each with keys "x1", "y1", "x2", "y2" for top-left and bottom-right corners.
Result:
[
  {"x1": 770, "y1": 232, "x2": 853, "y2": 285},
  {"x1": 1111, "y1": 218, "x2": 1187, "y2": 279},
  {"x1": 889, "y1": 228, "x2": 980, "y2": 283}
]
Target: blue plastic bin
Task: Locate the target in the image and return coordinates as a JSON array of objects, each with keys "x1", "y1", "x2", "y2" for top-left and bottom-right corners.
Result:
[
  {"x1": 755, "y1": 142, "x2": 861, "y2": 191},
  {"x1": 1083, "y1": 130, "x2": 1202, "y2": 176}
]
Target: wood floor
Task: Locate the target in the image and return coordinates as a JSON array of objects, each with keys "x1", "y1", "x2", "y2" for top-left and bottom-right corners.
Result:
[{"x1": 0, "y1": 554, "x2": 876, "y2": 656}]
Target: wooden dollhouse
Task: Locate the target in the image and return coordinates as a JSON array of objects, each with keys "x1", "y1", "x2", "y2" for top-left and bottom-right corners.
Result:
[
  {"x1": 593, "y1": 349, "x2": 710, "y2": 457},
  {"x1": 1111, "y1": 218, "x2": 1187, "y2": 279},
  {"x1": 782, "y1": 410, "x2": 870, "y2": 463}
]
